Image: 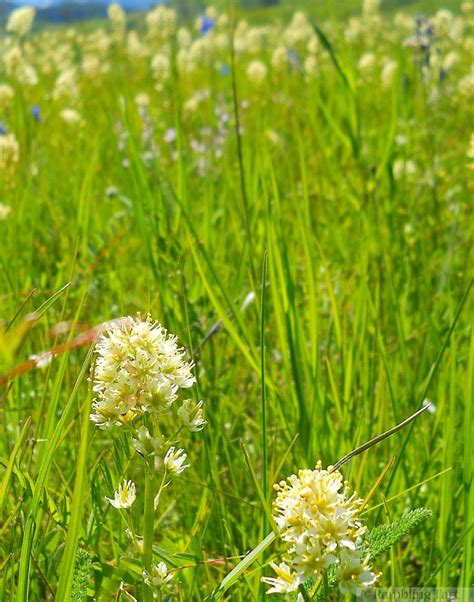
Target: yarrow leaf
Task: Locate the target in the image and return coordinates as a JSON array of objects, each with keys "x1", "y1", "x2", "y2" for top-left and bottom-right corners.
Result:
[
  {"x1": 70, "y1": 549, "x2": 91, "y2": 602},
  {"x1": 365, "y1": 507, "x2": 433, "y2": 560}
]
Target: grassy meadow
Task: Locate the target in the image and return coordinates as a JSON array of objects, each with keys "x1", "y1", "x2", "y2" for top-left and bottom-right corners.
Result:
[{"x1": 0, "y1": 1, "x2": 473, "y2": 600}]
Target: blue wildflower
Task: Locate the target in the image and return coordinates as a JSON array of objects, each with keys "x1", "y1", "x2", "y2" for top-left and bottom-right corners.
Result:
[
  {"x1": 31, "y1": 105, "x2": 41, "y2": 123},
  {"x1": 200, "y1": 15, "x2": 215, "y2": 37},
  {"x1": 219, "y1": 64, "x2": 230, "y2": 76},
  {"x1": 0, "y1": 122, "x2": 7, "y2": 136}
]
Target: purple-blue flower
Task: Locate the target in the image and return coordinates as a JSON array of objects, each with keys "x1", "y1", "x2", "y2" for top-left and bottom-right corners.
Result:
[
  {"x1": 200, "y1": 15, "x2": 215, "y2": 37},
  {"x1": 31, "y1": 105, "x2": 41, "y2": 123}
]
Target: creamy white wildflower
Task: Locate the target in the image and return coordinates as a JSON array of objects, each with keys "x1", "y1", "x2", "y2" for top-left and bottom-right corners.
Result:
[
  {"x1": 151, "y1": 53, "x2": 171, "y2": 81},
  {"x1": 345, "y1": 16, "x2": 363, "y2": 42},
  {"x1": 381, "y1": 59, "x2": 398, "y2": 88},
  {"x1": 261, "y1": 562, "x2": 301, "y2": 594},
  {"x1": 336, "y1": 548, "x2": 378, "y2": 595},
  {"x1": 143, "y1": 561, "x2": 173, "y2": 591},
  {"x1": 0, "y1": 203, "x2": 12, "y2": 221},
  {"x1": 177, "y1": 27, "x2": 192, "y2": 49},
  {"x1": 127, "y1": 30, "x2": 147, "y2": 59},
  {"x1": 443, "y1": 51, "x2": 460, "y2": 72},
  {"x1": 263, "y1": 461, "x2": 379, "y2": 595},
  {"x1": 0, "y1": 83, "x2": 14, "y2": 107},
  {"x1": 363, "y1": 0, "x2": 380, "y2": 17},
  {"x1": 182, "y1": 95, "x2": 200, "y2": 116},
  {"x1": 90, "y1": 315, "x2": 196, "y2": 428},
  {"x1": 106, "y1": 479, "x2": 136, "y2": 509},
  {"x1": 16, "y1": 62, "x2": 38, "y2": 86},
  {"x1": 146, "y1": 6, "x2": 176, "y2": 40},
  {"x1": 458, "y1": 70, "x2": 474, "y2": 98},
  {"x1": 164, "y1": 446, "x2": 189, "y2": 475},
  {"x1": 393, "y1": 158, "x2": 417, "y2": 180},
  {"x1": 108, "y1": 3, "x2": 126, "y2": 39},
  {"x1": 0, "y1": 133, "x2": 20, "y2": 171},
  {"x1": 284, "y1": 11, "x2": 313, "y2": 49},
  {"x1": 467, "y1": 133, "x2": 474, "y2": 165},
  {"x1": 135, "y1": 92, "x2": 150, "y2": 109},
  {"x1": 271, "y1": 46, "x2": 289, "y2": 72},
  {"x1": 53, "y1": 68, "x2": 78, "y2": 101},
  {"x1": 394, "y1": 12, "x2": 414, "y2": 31},
  {"x1": 4, "y1": 45, "x2": 22, "y2": 77},
  {"x1": 81, "y1": 55, "x2": 103, "y2": 78},
  {"x1": 177, "y1": 399, "x2": 206, "y2": 431},
  {"x1": 60, "y1": 108, "x2": 83, "y2": 126},
  {"x1": 2, "y1": 45, "x2": 38, "y2": 86},
  {"x1": 304, "y1": 55, "x2": 318, "y2": 80},
  {"x1": 247, "y1": 60, "x2": 267, "y2": 85},
  {"x1": 358, "y1": 52, "x2": 376, "y2": 76},
  {"x1": 132, "y1": 425, "x2": 164, "y2": 457},
  {"x1": 431, "y1": 9, "x2": 454, "y2": 37},
  {"x1": 6, "y1": 6, "x2": 36, "y2": 37}
]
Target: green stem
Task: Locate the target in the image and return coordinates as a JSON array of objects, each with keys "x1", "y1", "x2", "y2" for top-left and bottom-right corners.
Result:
[
  {"x1": 154, "y1": 469, "x2": 169, "y2": 510},
  {"x1": 297, "y1": 583, "x2": 311, "y2": 602},
  {"x1": 323, "y1": 571, "x2": 329, "y2": 600},
  {"x1": 143, "y1": 461, "x2": 154, "y2": 602}
]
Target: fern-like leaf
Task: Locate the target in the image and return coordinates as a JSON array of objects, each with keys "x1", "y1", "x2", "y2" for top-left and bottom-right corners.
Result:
[
  {"x1": 70, "y1": 548, "x2": 91, "y2": 601},
  {"x1": 366, "y1": 508, "x2": 432, "y2": 560}
]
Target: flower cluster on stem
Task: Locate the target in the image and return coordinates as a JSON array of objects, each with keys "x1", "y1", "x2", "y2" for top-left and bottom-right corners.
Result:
[
  {"x1": 262, "y1": 461, "x2": 379, "y2": 596},
  {"x1": 90, "y1": 314, "x2": 205, "y2": 599}
]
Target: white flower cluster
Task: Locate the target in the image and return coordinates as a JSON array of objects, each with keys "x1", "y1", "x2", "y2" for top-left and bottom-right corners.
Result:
[
  {"x1": 108, "y1": 3, "x2": 126, "y2": 40},
  {"x1": 6, "y1": 6, "x2": 36, "y2": 37},
  {"x1": 247, "y1": 60, "x2": 267, "y2": 85},
  {"x1": 0, "y1": 83, "x2": 14, "y2": 107},
  {"x1": 91, "y1": 314, "x2": 199, "y2": 429},
  {"x1": 60, "y1": 108, "x2": 83, "y2": 126},
  {"x1": 0, "y1": 203, "x2": 12, "y2": 220},
  {"x1": 146, "y1": 5, "x2": 176, "y2": 41},
  {"x1": 263, "y1": 462, "x2": 378, "y2": 596},
  {"x1": 0, "y1": 133, "x2": 20, "y2": 172},
  {"x1": 468, "y1": 132, "x2": 474, "y2": 170}
]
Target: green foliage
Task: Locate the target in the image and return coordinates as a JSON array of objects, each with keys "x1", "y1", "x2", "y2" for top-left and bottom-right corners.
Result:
[
  {"x1": 0, "y1": 0, "x2": 471, "y2": 599},
  {"x1": 70, "y1": 549, "x2": 91, "y2": 602},
  {"x1": 366, "y1": 508, "x2": 433, "y2": 560}
]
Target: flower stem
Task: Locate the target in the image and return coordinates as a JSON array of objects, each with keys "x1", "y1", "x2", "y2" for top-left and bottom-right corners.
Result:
[
  {"x1": 323, "y1": 571, "x2": 329, "y2": 599},
  {"x1": 297, "y1": 584, "x2": 311, "y2": 602},
  {"x1": 143, "y1": 460, "x2": 154, "y2": 602},
  {"x1": 154, "y1": 469, "x2": 168, "y2": 509}
]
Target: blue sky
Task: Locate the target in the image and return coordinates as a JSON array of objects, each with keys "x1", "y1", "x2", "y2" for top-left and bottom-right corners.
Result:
[{"x1": 9, "y1": 0, "x2": 155, "y2": 5}]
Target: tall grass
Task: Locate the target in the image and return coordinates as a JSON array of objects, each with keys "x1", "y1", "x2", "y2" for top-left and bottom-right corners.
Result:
[{"x1": 0, "y1": 1, "x2": 472, "y2": 599}]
